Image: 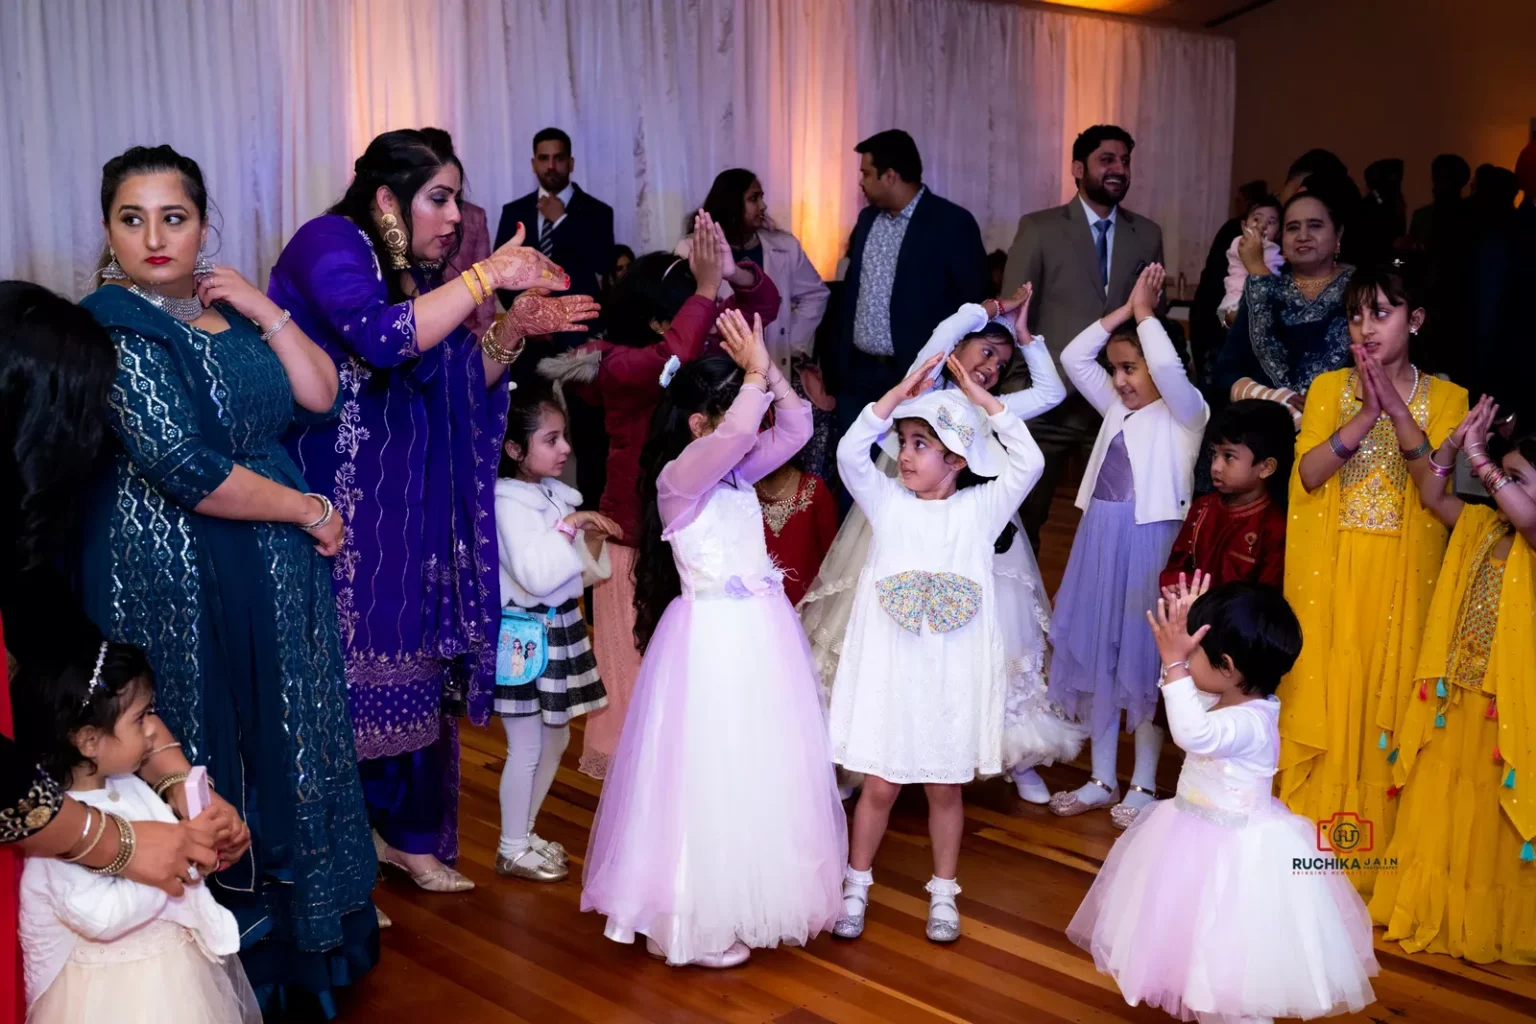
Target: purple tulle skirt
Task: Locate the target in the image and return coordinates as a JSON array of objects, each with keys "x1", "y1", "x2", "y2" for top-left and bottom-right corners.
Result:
[
  {"x1": 580, "y1": 589, "x2": 846, "y2": 964},
  {"x1": 1069, "y1": 798, "x2": 1378, "y2": 1020},
  {"x1": 1047, "y1": 497, "x2": 1180, "y2": 734}
]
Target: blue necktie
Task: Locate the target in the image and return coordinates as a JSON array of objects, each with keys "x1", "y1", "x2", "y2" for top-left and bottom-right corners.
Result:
[
  {"x1": 539, "y1": 218, "x2": 557, "y2": 257},
  {"x1": 1094, "y1": 219, "x2": 1110, "y2": 290}
]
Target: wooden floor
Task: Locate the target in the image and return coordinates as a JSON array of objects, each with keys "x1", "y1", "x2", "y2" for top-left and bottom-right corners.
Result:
[{"x1": 342, "y1": 487, "x2": 1536, "y2": 1024}]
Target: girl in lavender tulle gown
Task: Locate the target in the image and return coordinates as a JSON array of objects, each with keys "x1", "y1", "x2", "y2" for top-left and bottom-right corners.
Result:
[
  {"x1": 1070, "y1": 577, "x2": 1376, "y2": 1024},
  {"x1": 580, "y1": 311, "x2": 845, "y2": 969}
]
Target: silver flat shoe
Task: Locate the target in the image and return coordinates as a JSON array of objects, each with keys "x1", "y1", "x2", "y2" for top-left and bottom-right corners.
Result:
[
  {"x1": 528, "y1": 833, "x2": 568, "y2": 865},
  {"x1": 924, "y1": 877, "x2": 962, "y2": 944},
  {"x1": 495, "y1": 848, "x2": 568, "y2": 882},
  {"x1": 832, "y1": 889, "x2": 868, "y2": 939}
]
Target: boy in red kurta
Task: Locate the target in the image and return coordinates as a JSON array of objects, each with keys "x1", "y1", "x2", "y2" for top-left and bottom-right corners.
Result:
[{"x1": 1160, "y1": 399, "x2": 1294, "y2": 591}]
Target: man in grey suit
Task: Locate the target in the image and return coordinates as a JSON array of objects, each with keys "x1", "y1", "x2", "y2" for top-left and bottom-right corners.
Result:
[{"x1": 1001, "y1": 125, "x2": 1164, "y2": 551}]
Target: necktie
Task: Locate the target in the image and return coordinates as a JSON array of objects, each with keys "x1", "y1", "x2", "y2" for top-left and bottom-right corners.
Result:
[
  {"x1": 539, "y1": 217, "x2": 556, "y2": 257},
  {"x1": 1094, "y1": 219, "x2": 1110, "y2": 291}
]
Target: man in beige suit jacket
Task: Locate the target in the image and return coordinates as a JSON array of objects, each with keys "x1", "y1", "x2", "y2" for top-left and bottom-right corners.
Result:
[{"x1": 1001, "y1": 124, "x2": 1164, "y2": 550}]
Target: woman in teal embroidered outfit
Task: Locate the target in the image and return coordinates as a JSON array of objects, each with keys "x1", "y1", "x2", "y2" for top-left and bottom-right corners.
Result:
[{"x1": 76, "y1": 146, "x2": 377, "y2": 1017}]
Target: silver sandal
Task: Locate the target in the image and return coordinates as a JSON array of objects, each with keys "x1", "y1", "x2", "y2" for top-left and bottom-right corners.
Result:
[{"x1": 924, "y1": 877, "x2": 962, "y2": 943}]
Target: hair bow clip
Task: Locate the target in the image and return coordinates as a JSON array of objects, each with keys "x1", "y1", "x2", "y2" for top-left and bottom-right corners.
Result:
[
  {"x1": 935, "y1": 405, "x2": 975, "y2": 448},
  {"x1": 80, "y1": 640, "x2": 109, "y2": 708},
  {"x1": 1391, "y1": 257, "x2": 1405, "y2": 268},
  {"x1": 659, "y1": 355, "x2": 682, "y2": 388}
]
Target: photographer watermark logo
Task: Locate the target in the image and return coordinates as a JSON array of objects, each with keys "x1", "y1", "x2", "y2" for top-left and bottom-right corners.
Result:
[{"x1": 1292, "y1": 812, "x2": 1397, "y2": 874}]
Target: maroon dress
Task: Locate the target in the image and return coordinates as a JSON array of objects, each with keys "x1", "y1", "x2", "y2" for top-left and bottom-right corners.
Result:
[{"x1": 759, "y1": 473, "x2": 839, "y2": 607}]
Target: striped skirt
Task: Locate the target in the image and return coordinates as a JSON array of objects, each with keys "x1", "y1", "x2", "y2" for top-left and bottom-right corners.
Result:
[{"x1": 493, "y1": 597, "x2": 608, "y2": 725}]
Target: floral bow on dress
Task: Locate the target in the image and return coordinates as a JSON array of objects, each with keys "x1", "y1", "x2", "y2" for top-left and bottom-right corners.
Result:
[{"x1": 875, "y1": 571, "x2": 981, "y2": 634}]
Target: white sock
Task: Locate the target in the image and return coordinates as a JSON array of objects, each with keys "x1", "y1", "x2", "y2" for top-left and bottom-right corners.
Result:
[
  {"x1": 526, "y1": 724, "x2": 570, "y2": 833},
  {"x1": 1123, "y1": 721, "x2": 1164, "y2": 810},
  {"x1": 1070, "y1": 708, "x2": 1121, "y2": 806},
  {"x1": 498, "y1": 715, "x2": 545, "y2": 859},
  {"x1": 925, "y1": 876, "x2": 961, "y2": 924},
  {"x1": 842, "y1": 865, "x2": 873, "y2": 917}
]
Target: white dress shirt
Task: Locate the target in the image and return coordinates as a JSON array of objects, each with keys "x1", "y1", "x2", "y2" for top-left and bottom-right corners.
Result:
[{"x1": 537, "y1": 182, "x2": 577, "y2": 236}]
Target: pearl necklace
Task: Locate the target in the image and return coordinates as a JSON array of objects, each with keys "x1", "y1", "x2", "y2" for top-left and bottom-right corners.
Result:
[{"x1": 129, "y1": 284, "x2": 205, "y2": 323}]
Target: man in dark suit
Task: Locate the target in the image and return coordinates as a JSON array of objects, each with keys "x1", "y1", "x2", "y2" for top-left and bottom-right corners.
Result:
[
  {"x1": 827, "y1": 129, "x2": 990, "y2": 509},
  {"x1": 1001, "y1": 124, "x2": 1164, "y2": 550},
  {"x1": 495, "y1": 127, "x2": 615, "y2": 508}
]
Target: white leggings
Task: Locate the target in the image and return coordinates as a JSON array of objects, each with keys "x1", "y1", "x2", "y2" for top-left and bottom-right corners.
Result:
[{"x1": 498, "y1": 716, "x2": 570, "y2": 859}]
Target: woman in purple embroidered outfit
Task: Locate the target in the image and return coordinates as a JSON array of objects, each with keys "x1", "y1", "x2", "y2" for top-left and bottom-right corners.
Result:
[{"x1": 270, "y1": 130, "x2": 594, "y2": 891}]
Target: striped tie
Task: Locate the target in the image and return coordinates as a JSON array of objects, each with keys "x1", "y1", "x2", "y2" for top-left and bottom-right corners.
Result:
[{"x1": 539, "y1": 218, "x2": 556, "y2": 257}]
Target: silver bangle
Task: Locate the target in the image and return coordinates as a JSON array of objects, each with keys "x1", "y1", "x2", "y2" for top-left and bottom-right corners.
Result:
[
  {"x1": 260, "y1": 309, "x2": 292, "y2": 342},
  {"x1": 299, "y1": 493, "x2": 333, "y2": 531}
]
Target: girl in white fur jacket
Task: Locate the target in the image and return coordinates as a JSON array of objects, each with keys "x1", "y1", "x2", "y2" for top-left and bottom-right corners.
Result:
[{"x1": 493, "y1": 387, "x2": 620, "y2": 883}]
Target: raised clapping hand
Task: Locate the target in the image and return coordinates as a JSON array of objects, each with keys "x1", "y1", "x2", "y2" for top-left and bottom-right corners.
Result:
[
  {"x1": 874, "y1": 352, "x2": 944, "y2": 419},
  {"x1": 1459, "y1": 394, "x2": 1501, "y2": 453},
  {"x1": 716, "y1": 308, "x2": 771, "y2": 377},
  {"x1": 689, "y1": 210, "x2": 728, "y2": 297},
  {"x1": 484, "y1": 223, "x2": 570, "y2": 292},
  {"x1": 1147, "y1": 569, "x2": 1211, "y2": 681},
  {"x1": 1001, "y1": 282, "x2": 1034, "y2": 341},
  {"x1": 946, "y1": 353, "x2": 1004, "y2": 417},
  {"x1": 1130, "y1": 263, "x2": 1165, "y2": 323}
]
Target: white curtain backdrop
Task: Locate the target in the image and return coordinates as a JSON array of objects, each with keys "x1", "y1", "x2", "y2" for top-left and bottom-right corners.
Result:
[{"x1": 0, "y1": 0, "x2": 1234, "y2": 298}]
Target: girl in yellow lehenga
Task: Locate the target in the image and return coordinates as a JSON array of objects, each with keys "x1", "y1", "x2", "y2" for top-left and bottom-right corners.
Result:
[
  {"x1": 1281, "y1": 261, "x2": 1467, "y2": 897},
  {"x1": 1369, "y1": 395, "x2": 1536, "y2": 963}
]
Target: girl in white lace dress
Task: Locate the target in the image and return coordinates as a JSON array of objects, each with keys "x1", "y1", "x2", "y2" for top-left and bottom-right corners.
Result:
[
  {"x1": 829, "y1": 353, "x2": 1043, "y2": 944},
  {"x1": 801, "y1": 286, "x2": 1083, "y2": 803}
]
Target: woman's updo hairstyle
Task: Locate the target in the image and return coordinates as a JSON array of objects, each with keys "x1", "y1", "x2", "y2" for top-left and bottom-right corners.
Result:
[
  {"x1": 328, "y1": 129, "x2": 461, "y2": 301},
  {"x1": 97, "y1": 145, "x2": 217, "y2": 283}
]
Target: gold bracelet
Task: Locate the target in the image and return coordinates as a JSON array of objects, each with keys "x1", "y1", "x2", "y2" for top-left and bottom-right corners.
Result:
[
  {"x1": 86, "y1": 814, "x2": 136, "y2": 876},
  {"x1": 461, "y1": 270, "x2": 485, "y2": 306},
  {"x1": 145, "y1": 741, "x2": 182, "y2": 759},
  {"x1": 472, "y1": 262, "x2": 495, "y2": 302},
  {"x1": 480, "y1": 320, "x2": 524, "y2": 365},
  {"x1": 153, "y1": 770, "x2": 190, "y2": 800},
  {"x1": 63, "y1": 807, "x2": 108, "y2": 863}
]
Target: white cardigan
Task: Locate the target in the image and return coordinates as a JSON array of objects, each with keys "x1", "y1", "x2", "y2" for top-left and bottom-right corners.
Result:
[
  {"x1": 20, "y1": 774, "x2": 242, "y2": 1009},
  {"x1": 1063, "y1": 317, "x2": 1208, "y2": 525},
  {"x1": 495, "y1": 477, "x2": 612, "y2": 610}
]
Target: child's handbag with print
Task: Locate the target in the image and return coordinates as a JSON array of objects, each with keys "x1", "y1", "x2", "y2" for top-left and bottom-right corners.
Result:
[{"x1": 497, "y1": 606, "x2": 555, "y2": 688}]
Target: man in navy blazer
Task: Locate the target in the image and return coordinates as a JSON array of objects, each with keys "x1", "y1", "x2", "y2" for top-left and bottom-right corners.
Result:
[
  {"x1": 827, "y1": 130, "x2": 990, "y2": 504},
  {"x1": 495, "y1": 127, "x2": 615, "y2": 510},
  {"x1": 494, "y1": 127, "x2": 614, "y2": 316}
]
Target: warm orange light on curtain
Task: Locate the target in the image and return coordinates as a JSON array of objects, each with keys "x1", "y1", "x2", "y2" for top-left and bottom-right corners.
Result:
[{"x1": 1039, "y1": 0, "x2": 1166, "y2": 13}]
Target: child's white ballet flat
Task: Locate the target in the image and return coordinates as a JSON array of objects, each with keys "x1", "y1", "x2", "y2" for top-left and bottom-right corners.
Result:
[
  {"x1": 646, "y1": 937, "x2": 751, "y2": 968},
  {"x1": 1012, "y1": 768, "x2": 1051, "y2": 804}
]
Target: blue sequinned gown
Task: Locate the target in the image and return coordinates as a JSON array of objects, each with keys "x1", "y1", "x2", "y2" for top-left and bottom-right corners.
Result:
[{"x1": 77, "y1": 286, "x2": 377, "y2": 1017}]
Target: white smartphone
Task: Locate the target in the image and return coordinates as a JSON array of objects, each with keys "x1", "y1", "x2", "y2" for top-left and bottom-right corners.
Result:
[{"x1": 185, "y1": 766, "x2": 210, "y2": 819}]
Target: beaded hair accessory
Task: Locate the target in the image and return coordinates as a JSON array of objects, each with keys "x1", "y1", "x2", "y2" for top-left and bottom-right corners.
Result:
[{"x1": 80, "y1": 641, "x2": 110, "y2": 708}]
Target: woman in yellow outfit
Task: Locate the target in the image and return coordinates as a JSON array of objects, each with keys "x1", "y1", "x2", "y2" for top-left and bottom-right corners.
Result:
[
  {"x1": 1369, "y1": 394, "x2": 1536, "y2": 964},
  {"x1": 1281, "y1": 261, "x2": 1467, "y2": 897}
]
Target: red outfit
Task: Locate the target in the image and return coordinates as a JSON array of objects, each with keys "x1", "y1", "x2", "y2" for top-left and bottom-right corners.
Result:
[
  {"x1": 1159, "y1": 492, "x2": 1286, "y2": 591},
  {"x1": 573, "y1": 265, "x2": 780, "y2": 546},
  {"x1": 759, "y1": 473, "x2": 838, "y2": 606}
]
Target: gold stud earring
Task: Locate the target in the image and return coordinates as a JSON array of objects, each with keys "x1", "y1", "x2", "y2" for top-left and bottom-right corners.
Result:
[{"x1": 380, "y1": 213, "x2": 409, "y2": 271}]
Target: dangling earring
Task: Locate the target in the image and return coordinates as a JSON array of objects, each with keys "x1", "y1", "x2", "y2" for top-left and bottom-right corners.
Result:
[
  {"x1": 101, "y1": 248, "x2": 128, "y2": 281},
  {"x1": 379, "y1": 213, "x2": 409, "y2": 271},
  {"x1": 194, "y1": 250, "x2": 215, "y2": 279}
]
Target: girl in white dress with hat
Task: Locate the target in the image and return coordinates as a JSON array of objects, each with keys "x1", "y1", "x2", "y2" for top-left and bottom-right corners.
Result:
[{"x1": 829, "y1": 351, "x2": 1043, "y2": 943}]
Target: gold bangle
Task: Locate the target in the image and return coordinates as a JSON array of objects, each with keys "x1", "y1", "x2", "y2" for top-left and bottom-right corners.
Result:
[
  {"x1": 153, "y1": 770, "x2": 190, "y2": 800},
  {"x1": 145, "y1": 741, "x2": 182, "y2": 759},
  {"x1": 87, "y1": 813, "x2": 136, "y2": 876},
  {"x1": 472, "y1": 262, "x2": 495, "y2": 302},
  {"x1": 482, "y1": 331, "x2": 523, "y2": 365},
  {"x1": 63, "y1": 807, "x2": 108, "y2": 863},
  {"x1": 461, "y1": 270, "x2": 485, "y2": 306}
]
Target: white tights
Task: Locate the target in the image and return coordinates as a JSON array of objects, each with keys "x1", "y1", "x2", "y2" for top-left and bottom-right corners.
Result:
[{"x1": 498, "y1": 716, "x2": 570, "y2": 859}]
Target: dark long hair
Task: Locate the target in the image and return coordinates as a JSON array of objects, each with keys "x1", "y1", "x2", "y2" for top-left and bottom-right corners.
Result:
[
  {"x1": 633, "y1": 356, "x2": 744, "y2": 651},
  {"x1": 0, "y1": 282, "x2": 116, "y2": 578},
  {"x1": 12, "y1": 632, "x2": 154, "y2": 784},
  {"x1": 604, "y1": 251, "x2": 698, "y2": 347},
  {"x1": 97, "y1": 144, "x2": 215, "y2": 283},
  {"x1": 328, "y1": 129, "x2": 461, "y2": 302},
  {"x1": 696, "y1": 168, "x2": 761, "y2": 248},
  {"x1": 499, "y1": 382, "x2": 565, "y2": 478}
]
